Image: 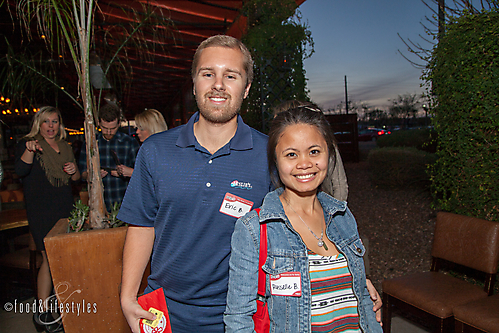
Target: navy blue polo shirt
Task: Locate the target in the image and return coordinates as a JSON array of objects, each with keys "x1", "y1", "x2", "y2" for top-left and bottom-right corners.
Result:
[{"x1": 118, "y1": 112, "x2": 270, "y2": 332}]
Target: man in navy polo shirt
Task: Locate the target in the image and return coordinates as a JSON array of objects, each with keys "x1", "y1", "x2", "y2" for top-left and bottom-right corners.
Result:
[{"x1": 118, "y1": 35, "x2": 271, "y2": 332}]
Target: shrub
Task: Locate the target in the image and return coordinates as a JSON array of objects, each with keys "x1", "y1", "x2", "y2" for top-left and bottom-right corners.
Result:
[
  {"x1": 368, "y1": 147, "x2": 437, "y2": 188},
  {"x1": 377, "y1": 129, "x2": 437, "y2": 153},
  {"x1": 425, "y1": 9, "x2": 499, "y2": 221}
]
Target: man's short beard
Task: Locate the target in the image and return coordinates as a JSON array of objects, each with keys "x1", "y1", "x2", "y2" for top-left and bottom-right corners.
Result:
[
  {"x1": 199, "y1": 106, "x2": 239, "y2": 124},
  {"x1": 196, "y1": 92, "x2": 244, "y2": 124}
]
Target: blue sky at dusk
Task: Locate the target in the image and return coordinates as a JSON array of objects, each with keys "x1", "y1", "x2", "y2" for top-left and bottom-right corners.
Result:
[{"x1": 299, "y1": 0, "x2": 436, "y2": 111}]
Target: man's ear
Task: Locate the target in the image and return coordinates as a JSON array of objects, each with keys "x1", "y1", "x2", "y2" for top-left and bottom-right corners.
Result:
[
  {"x1": 192, "y1": 80, "x2": 196, "y2": 96},
  {"x1": 243, "y1": 83, "x2": 252, "y2": 99}
]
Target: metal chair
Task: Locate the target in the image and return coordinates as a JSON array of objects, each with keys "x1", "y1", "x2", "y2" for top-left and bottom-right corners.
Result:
[{"x1": 382, "y1": 211, "x2": 499, "y2": 333}]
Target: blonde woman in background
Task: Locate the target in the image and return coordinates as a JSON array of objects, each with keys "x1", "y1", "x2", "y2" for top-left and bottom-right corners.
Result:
[
  {"x1": 15, "y1": 106, "x2": 79, "y2": 332},
  {"x1": 135, "y1": 108, "x2": 168, "y2": 143}
]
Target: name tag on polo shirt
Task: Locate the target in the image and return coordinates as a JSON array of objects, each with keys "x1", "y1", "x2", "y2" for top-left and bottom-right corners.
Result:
[
  {"x1": 219, "y1": 192, "x2": 254, "y2": 218},
  {"x1": 270, "y1": 272, "x2": 302, "y2": 297}
]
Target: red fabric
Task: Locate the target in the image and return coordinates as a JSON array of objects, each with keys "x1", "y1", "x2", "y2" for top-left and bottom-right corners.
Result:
[
  {"x1": 138, "y1": 288, "x2": 172, "y2": 333},
  {"x1": 252, "y1": 208, "x2": 270, "y2": 332},
  {"x1": 253, "y1": 300, "x2": 270, "y2": 332}
]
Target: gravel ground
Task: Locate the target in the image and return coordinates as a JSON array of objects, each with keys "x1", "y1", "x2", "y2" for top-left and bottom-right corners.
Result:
[{"x1": 344, "y1": 142, "x2": 437, "y2": 292}]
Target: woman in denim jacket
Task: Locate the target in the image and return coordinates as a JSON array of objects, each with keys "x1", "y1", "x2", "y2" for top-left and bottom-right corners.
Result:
[{"x1": 225, "y1": 105, "x2": 383, "y2": 332}]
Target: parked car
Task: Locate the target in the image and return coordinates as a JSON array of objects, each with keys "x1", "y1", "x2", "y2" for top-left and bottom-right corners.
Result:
[{"x1": 358, "y1": 128, "x2": 391, "y2": 141}]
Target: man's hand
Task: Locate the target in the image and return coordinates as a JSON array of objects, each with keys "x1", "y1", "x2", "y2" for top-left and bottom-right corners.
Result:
[
  {"x1": 100, "y1": 169, "x2": 109, "y2": 178},
  {"x1": 116, "y1": 165, "x2": 134, "y2": 178},
  {"x1": 366, "y1": 279, "x2": 382, "y2": 325},
  {"x1": 121, "y1": 297, "x2": 156, "y2": 333}
]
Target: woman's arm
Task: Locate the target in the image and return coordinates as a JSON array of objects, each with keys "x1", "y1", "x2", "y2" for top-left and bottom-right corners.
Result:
[
  {"x1": 15, "y1": 140, "x2": 36, "y2": 177},
  {"x1": 224, "y1": 213, "x2": 261, "y2": 333}
]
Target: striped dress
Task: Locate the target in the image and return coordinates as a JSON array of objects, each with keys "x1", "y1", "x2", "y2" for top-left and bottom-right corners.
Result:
[{"x1": 308, "y1": 250, "x2": 361, "y2": 332}]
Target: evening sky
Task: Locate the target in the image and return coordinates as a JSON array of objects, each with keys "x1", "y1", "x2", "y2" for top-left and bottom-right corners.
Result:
[{"x1": 300, "y1": 0, "x2": 436, "y2": 111}]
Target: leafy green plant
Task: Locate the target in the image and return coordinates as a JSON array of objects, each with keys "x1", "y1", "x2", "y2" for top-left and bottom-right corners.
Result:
[
  {"x1": 240, "y1": 0, "x2": 314, "y2": 132},
  {"x1": 68, "y1": 200, "x2": 125, "y2": 232},
  {"x1": 106, "y1": 202, "x2": 126, "y2": 228},
  {"x1": 68, "y1": 200, "x2": 90, "y2": 232},
  {"x1": 424, "y1": 8, "x2": 499, "y2": 221}
]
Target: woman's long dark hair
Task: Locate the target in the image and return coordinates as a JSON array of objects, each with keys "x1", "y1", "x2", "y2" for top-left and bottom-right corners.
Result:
[{"x1": 267, "y1": 103, "x2": 337, "y2": 196}]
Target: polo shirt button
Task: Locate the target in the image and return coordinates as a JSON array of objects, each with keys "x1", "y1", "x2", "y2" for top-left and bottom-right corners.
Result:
[
  {"x1": 208, "y1": 160, "x2": 213, "y2": 164},
  {"x1": 206, "y1": 182, "x2": 211, "y2": 187}
]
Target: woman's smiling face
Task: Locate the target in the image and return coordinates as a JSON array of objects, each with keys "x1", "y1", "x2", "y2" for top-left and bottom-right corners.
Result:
[{"x1": 275, "y1": 123, "x2": 329, "y2": 196}]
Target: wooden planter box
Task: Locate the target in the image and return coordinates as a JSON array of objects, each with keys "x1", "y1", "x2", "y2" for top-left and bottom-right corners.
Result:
[{"x1": 44, "y1": 219, "x2": 149, "y2": 332}]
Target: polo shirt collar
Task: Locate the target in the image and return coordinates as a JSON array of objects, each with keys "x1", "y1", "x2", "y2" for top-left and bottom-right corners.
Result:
[{"x1": 176, "y1": 112, "x2": 253, "y2": 151}]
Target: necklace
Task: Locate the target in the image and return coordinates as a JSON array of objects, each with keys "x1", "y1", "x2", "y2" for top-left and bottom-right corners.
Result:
[{"x1": 283, "y1": 197, "x2": 328, "y2": 251}]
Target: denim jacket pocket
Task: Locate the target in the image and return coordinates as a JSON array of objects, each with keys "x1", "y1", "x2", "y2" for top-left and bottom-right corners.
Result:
[
  {"x1": 345, "y1": 237, "x2": 366, "y2": 257},
  {"x1": 263, "y1": 254, "x2": 295, "y2": 275}
]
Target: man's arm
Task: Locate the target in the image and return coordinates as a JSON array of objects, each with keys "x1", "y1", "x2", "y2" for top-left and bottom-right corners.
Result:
[{"x1": 121, "y1": 225, "x2": 156, "y2": 333}]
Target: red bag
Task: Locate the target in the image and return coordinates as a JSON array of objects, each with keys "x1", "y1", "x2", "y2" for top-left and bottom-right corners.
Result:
[
  {"x1": 252, "y1": 208, "x2": 270, "y2": 332},
  {"x1": 137, "y1": 287, "x2": 172, "y2": 333}
]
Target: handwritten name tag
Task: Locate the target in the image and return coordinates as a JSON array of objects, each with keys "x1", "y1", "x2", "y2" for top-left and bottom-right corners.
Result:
[
  {"x1": 219, "y1": 192, "x2": 254, "y2": 218},
  {"x1": 270, "y1": 272, "x2": 302, "y2": 297}
]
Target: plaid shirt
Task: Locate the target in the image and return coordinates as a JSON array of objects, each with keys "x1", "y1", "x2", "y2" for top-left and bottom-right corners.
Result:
[{"x1": 79, "y1": 131, "x2": 140, "y2": 212}]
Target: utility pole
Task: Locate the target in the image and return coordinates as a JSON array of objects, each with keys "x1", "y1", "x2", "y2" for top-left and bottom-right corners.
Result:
[
  {"x1": 344, "y1": 75, "x2": 349, "y2": 114},
  {"x1": 438, "y1": 0, "x2": 445, "y2": 40}
]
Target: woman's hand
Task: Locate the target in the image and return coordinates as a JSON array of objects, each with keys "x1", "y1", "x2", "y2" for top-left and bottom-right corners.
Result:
[
  {"x1": 63, "y1": 162, "x2": 77, "y2": 175},
  {"x1": 64, "y1": 162, "x2": 80, "y2": 181},
  {"x1": 366, "y1": 279, "x2": 383, "y2": 325},
  {"x1": 25, "y1": 140, "x2": 42, "y2": 153},
  {"x1": 21, "y1": 140, "x2": 42, "y2": 164}
]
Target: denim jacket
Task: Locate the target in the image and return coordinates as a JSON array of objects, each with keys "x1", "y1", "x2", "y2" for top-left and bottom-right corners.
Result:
[{"x1": 224, "y1": 188, "x2": 382, "y2": 333}]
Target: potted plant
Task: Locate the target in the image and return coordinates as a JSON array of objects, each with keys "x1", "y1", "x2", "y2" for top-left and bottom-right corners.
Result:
[{"x1": 3, "y1": 1, "x2": 171, "y2": 331}]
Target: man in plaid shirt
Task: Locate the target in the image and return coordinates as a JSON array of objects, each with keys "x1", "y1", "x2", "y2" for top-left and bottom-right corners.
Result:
[{"x1": 79, "y1": 104, "x2": 140, "y2": 212}]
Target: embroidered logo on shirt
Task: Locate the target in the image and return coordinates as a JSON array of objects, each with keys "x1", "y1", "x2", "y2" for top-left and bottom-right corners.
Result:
[{"x1": 230, "y1": 180, "x2": 253, "y2": 190}]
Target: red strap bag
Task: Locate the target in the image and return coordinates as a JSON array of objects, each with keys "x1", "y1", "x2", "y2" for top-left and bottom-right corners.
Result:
[{"x1": 252, "y1": 208, "x2": 270, "y2": 332}]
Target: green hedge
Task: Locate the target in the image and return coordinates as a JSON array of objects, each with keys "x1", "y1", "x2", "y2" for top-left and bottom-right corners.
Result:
[
  {"x1": 367, "y1": 148, "x2": 437, "y2": 188},
  {"x1": 425, "y1": 9, "x2": 499, "y2": 221},
  {"x1": 376, "y1": 129, "x2": 437, "y2": 153}
]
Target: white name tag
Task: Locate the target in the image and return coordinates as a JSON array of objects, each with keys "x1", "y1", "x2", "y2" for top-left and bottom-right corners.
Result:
[
  {"x1": 270, "y1": 272, "x2": 302, "y2": 297},
  {"x1": 219, "y1": 192, "x2": 254, "y2": 218}
]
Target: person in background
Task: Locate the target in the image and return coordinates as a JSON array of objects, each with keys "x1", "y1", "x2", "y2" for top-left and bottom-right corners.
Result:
[
  {"x1": 79, "y1": 103, "x2": 139, "y2": 211},
  {"x1": 225, "y1": 105, "x2": 382, "y2": 332},
  {"x1": 15, "y1": 106, "x2": 80, "y2": 332},
  {"x1": 134, "y1": 108, "x2": 168, "y2": 143}
]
